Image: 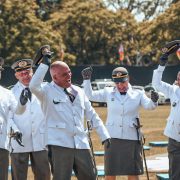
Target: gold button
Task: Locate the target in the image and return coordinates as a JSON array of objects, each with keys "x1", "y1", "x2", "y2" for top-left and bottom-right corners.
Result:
[
  {"x1": 121, "y1": 103, "x2": 123, "y2": 105},
  {"x1": 1, "y1": 132, "x2": 2, "y2": 134},
  {"x1": 74, "y1": 114, "x2": 75, "y2": 116},
  {"x1": 179, "y1": 124, "x2": 180, "y2": 126},
  {"x1": 120, "y1": 125, "x2": 122, "y2": 127},
  {"x1": 32, "y1": 121, "x2": 34, "y2": 123},
  {"x1": 0, "y1": 123, "x2": 2, "y2": 124},
  {"x1": 108, "y1": 123, "x2": 110, "y2": 124},
  {"x1": 120, "y1": 114, "x2": 122, "y2": 116},
  {"x1": 72, "y1": 104, "x2": 74, "y2": 106},
  {"x1": 31, "y1": 112, "x2": 33, "y2": 114},
  {"x1": 32, "y1": 130, "x2": 34, "y2": 132},
  {"x1": 179, "y1": 132, "x2": 180, "y2": 134},
  {"x1": 74, "y1": 133, "x2": 76, "y2": 136},
  {"x1": 59, "y1": 100, "x2": 61, "y2": 101},
  {"x1": 75, "y1": 124, "x2": 77, "y2": 126},
  {"x1": 56, "y1": 125, "x2": 58, "y2": 127}
]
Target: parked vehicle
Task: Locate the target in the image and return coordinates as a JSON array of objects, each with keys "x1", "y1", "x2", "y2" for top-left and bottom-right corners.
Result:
[
  {"x1": 91, "y1": 79, "x2": 115, "y2": 106},
  {"x1": 144, "y1": 84, "x2": 170, "y2": 105}
]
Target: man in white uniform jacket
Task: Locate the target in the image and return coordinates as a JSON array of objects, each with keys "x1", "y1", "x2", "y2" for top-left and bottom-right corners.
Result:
[
  {"x1": 152, "y1": 52, "x2": 180, "y2": 180},
  {"x1": 29, "y1": 46, "x2": 110, "y2": 180},
  {"x1": 9, "y1": 59, "x2": 50, "y2": 180},
  {"x1": 0, "y1": 57, "x2": 27, "y2": 180}
]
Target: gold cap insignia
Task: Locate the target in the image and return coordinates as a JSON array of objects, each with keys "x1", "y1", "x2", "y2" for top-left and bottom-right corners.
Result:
[
  {"x1": 161, "y1": 47, "x2": 168, "y2": 54},
  {"x1": 117, "y1": 72, "x2": 122, "y2": 76},
  {"x1": 18, "y1": 61, "x2": 27, "y2": 67}
]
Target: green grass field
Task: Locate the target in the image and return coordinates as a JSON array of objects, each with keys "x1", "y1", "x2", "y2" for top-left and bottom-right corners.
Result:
[{"x1": 8, "y1": 104, "x2": 171, "y2": 180}]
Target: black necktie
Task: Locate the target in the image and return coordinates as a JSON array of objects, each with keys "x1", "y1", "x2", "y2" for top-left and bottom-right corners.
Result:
[
  {"x1": 25, "y1": 87, "x2": 32, "y2": 101},
  {"x1": 64, "y1": 88, "x2": 75, "y2": 103},
  {"x1": 120, "y1": 92, "x2": 127, "y2": 95}
]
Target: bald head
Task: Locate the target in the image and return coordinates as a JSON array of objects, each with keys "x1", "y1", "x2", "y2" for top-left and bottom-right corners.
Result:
[{"x1": 50, "y1": 61, "x2": 72, "y2": 88}]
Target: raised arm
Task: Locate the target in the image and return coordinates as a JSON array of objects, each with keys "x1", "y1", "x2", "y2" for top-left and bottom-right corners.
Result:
[
  {"x1": 81, "y1": 67, "x2": 106, "y2": 102},
  {"x1": 29, "y1": 63, "x2": 48, "y2": 102},
  {"x1": 152, "y1": 65, "x2": 174, "y2": 98}
]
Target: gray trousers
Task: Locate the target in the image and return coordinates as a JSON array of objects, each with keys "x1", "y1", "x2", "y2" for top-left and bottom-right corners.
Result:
[
  {"x1": 11, "y1": 150, "x2": 50, "y2": 180},
  {"x1": 168, "y1": 138, "x2": 180, "y2": 180},
  {"x1": 51, "y1": 145, "x2": 97, "y2": 180},
  {"x1": 0, "y1": 148, "x2": 9, "y2": 180}
]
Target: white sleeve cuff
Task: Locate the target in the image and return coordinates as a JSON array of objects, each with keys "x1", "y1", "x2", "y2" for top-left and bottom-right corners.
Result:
[{"x1": 157, "y1": 65, "x2": 165, "y2": 72}]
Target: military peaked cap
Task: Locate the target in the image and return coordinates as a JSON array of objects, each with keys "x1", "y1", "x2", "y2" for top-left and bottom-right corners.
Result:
[
  {"x1": 112, "y1": 67, "x2": 129, "y2": 82},
  {"x1": 33, "y1": 45, "x2": 51, "y2": 67},
  {"x1": 161, "y1": 40, "x2": 180, "y2": 54},
  {"x1": 11, "y1": 59, "x2": 33, "y2": 72},
  {"x1": 0, "y1": 57, "x2": 4, "y2": 71}
]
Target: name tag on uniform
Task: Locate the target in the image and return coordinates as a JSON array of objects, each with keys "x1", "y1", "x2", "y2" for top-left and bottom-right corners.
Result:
[
  {"x1": 111, "y1": 98, "x2": 114, "y2": 101},
  {"x1": 172, "y1": 102, "x2": 176, "y2": 107}
]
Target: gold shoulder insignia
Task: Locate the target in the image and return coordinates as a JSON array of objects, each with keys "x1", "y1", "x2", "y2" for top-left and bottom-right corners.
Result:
[
  {"x1": 72, "y1": 83, "x2": 83, "y2": 88},
  {"x1": 132, "y1": 86, "x2": 144, "y2": 90},
  {"x1": 174, "y1": 80, "x2": 178, "y2": 85},
  {"x1": 6, "y1": 85, "x2": 14, "y2": 90}
]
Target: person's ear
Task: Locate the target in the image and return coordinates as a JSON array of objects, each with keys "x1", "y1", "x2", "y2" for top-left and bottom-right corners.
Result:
[{"x1": 15, "y1": 72, "x2": 19, "y2": 80}]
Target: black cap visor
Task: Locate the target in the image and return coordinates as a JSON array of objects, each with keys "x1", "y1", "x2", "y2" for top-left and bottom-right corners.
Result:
[
  {"x1": 15, "y1": 67, "x2": 32, "y2": 72},
  {"x1": 113, "y1": 76, "x2": 128, "y2": 82}
]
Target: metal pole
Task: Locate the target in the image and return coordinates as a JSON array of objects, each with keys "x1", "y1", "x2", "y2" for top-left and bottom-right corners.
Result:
[
  {"x1": 134, "y1": 118, "x2": 149, "y2": 180},
  {"x1": 87, "y1": 121, "x2": 99, "y2": 180}
]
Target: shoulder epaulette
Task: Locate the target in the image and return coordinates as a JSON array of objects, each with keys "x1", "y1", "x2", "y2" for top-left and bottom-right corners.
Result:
[
  {"x1": 72, "y1": 83, "x2": 83, "y2": 88},
  {"x1": 174, "y1": 80, "x2": 178, "y2": 85},
  {"x1": 7, "y1": 85, "x2": 14, "y2": 90},
  {"x1": 132, "y1": 86, "x2": 144, "y2": 90},
  {"x1": 106, "y1": 84, "x2": 116, "y2": 87}
]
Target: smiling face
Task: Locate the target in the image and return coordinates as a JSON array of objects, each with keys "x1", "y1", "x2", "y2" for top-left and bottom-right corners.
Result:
[
  {"x1": 115, "y1": 77, "x2": 130, "y2": 92},
  {"x1": 15, "y1": 69, "x2": 33, "y2": 86},
  {"x1": 50, "y1": 61, "x2": 72, "y2": 88}
]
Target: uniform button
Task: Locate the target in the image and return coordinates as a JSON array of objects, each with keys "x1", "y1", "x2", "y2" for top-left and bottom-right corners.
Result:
[
  {"x1": 56, "y1": 125, "x2": 58, "y2": 127},
  {"x1": 179, "y1": 132, "x2": 180, "y2": 134},
  {"x1": 32, "y1": 130, "x2": 34, "y2": 133},
  {"x1": 75, "y1": 124, "x2": 77, "y2": 126},
  {"x1": 0, "y1": 123, "x2": 2, "y2": 124},
  {"x1": 1, "y1": 132, "x2": 2, "y2": 134},
  {"x1": 74, "y1": 114, "x2": 76, "y2": 116},
  {"x1": 31, "y1": 112, "x2": 33, "y2": 114},
  {"x1": 121, "y1": 103, "x2": 123, "y2": 105},
  {"x1": 179, "y1": 124, "x2": 180, "y2": 126},
  {"x1": 120, "y1": 125, "x2": 122, "y2": 127},
  {"x1": 72, "y1": 104, "x2": 74, "y2": 106},
  {"x1": 74, "y1": 133, "x2": 76, "y2": 136},
  {"x1": 59, "y1": 100, "x2": 61, "y2": 101},
  {"x1": 32, "y1": 121, "x2": 34, "y2": 123},
  {"x1": 108, "y1": 123, "x2": 110, "y2": 124},
  {"x1": 120, "y1": 114, "x2": 122, "y2": 116}
]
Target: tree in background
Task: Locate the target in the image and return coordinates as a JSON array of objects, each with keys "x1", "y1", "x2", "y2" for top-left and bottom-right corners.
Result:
[
  {"x1": 50, "y1": 0, "x2": 138, "y2": 65},
  {"x1": 137, "y1": 1, "x2": 180, "y2": 65},
  {"x1": 0, "y1": 0, "x2": 66, "y2": 65},
  {"x1": 105, "y1": 0, "x2": 174, "y2": 21}
]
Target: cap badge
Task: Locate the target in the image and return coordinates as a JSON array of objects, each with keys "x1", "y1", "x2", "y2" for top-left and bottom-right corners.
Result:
[
  {"x1": 18, "y1": 61, "x2": 27, "y2": 67},
  {"x1": 161, "y1": 47, "x2": 168, "y2": 54},
  {"x1": 117, "y1": 72, "x2": 122, "y2": 76}
]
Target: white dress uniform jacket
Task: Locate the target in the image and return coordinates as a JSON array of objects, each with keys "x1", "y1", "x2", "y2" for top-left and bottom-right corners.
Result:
[
  {"x1": 82, "y1": 80, "x2": 157, "y2": 140},
  {"x1": 152, "y1": 65, "x2": 180, "y2": 142},
  {"x1": 29, "y1": 64, "x2": 110, "y2": 149},
  {"x1": 8, "y1": 82, "x2": 46, "y2": 153},
  {"x1": 0, "y1": 86, "x2": 26, "y2": 151}
]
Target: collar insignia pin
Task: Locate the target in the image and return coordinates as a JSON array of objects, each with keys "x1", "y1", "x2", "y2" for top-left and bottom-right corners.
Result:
[{"x1": 172, "y1": 102, "x2": 176, "y2": 107}]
